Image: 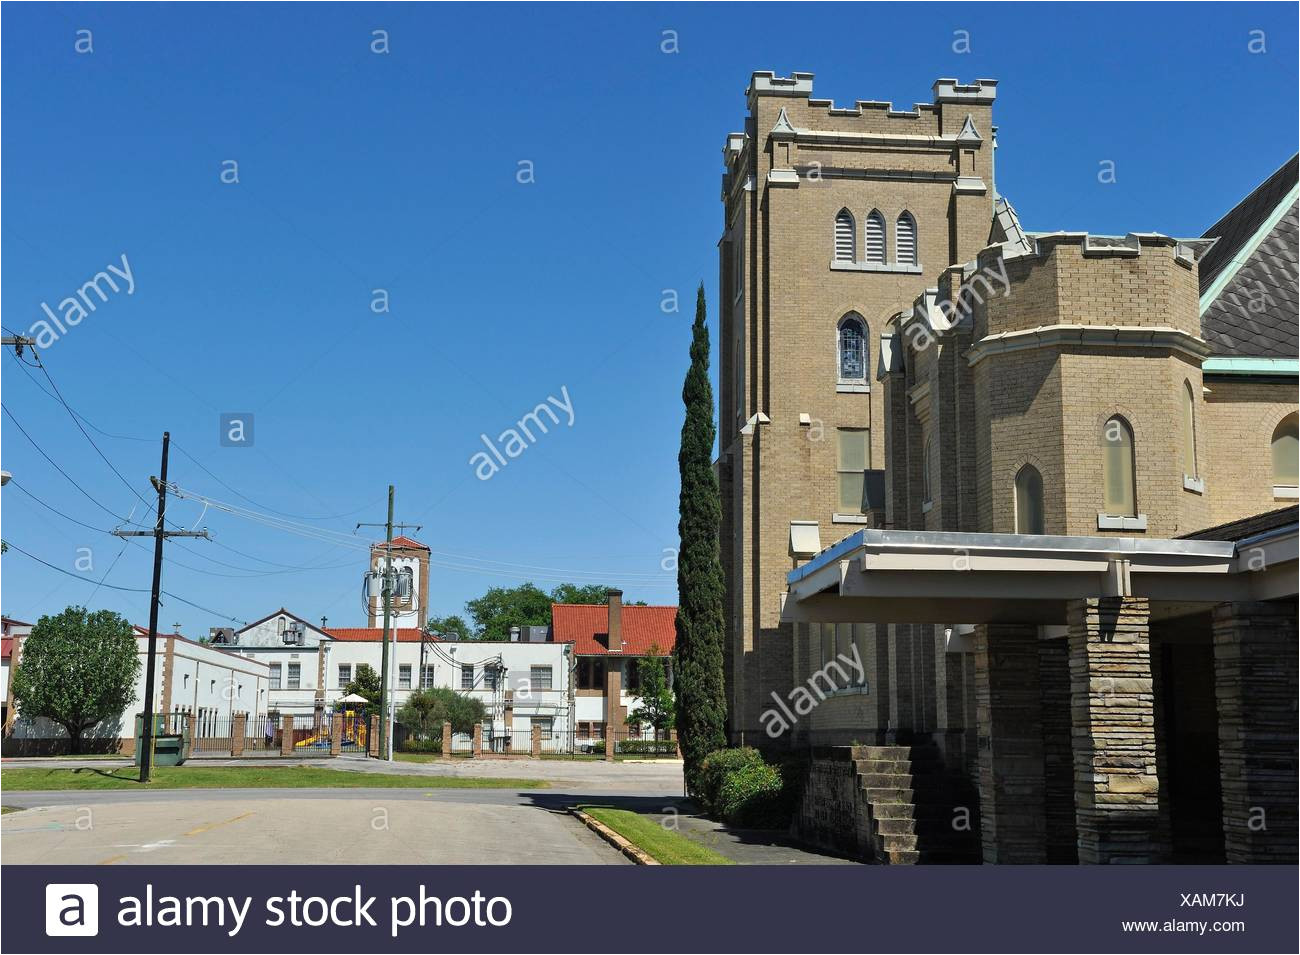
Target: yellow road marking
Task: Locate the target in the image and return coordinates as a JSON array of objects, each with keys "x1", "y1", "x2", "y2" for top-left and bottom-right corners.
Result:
[
  {"x1": 98, "y1": 854, "x2": 127, "y2": 865},
  {"x1": 183, "y1": 811, "x2": 255, "y2": 837}
]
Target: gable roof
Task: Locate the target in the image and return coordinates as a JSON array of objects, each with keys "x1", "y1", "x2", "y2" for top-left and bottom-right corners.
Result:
[
  {"x1": 1198, "y1": 155, "x2": 1299, "y2": 358},
  {"x1": 324, "y1": 627, "x2": 430, "y2": 643},
  {"x1": 374, "y1": 536, "x2": 428, "y2": 551},
  {"x1": 550, "y1": 604, "x2": 677, "y2": 656},
  {"x1": 235, "y1": 608, "x2": 328, "y2": 637}
]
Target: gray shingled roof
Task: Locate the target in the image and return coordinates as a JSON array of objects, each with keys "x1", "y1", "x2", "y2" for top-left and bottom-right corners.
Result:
[{"x1": 1199, "y1": 156, "x2": 1298, "y2": 358}]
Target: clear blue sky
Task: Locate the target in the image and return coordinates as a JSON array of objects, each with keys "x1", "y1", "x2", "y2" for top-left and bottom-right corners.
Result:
[{"x1": 2, "y1": 3, "x2": 1296, "y2": 635}]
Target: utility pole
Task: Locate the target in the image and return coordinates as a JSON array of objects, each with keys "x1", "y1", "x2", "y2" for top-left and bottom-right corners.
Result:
[
  {"x1": 357, "y1": 488, "x2": 420, "y2": 761},
  {"x1": 112, "y1": 432, "x2": 209, "y2": 783}
]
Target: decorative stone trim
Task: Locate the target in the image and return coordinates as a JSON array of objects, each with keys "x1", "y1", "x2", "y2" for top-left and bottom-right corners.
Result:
[
  {"x1": 836, "y1": 382, "x2": 870, "y2": 393},
  {"x1": 1182, "y1": 474, "x2": 1205, "y2": 494},
  {"x1": 1097, "y1": 513, "x2": 1148, "y2": 531},
  {"x1": 966, "y1": 324, "x2": 1211, "y2": 366},
  {"x1": 832, "y1": 513, "x2": 871, "y2": 525},
  {"x1": 953, "y1": 176, "x2": 987, "y2": 195},
  {"x1": 1273, "y1": 485, "x2": 1299, "y2": 500},
  {"x1": 767, "y1": 168, "x2": 799, "y2": 187},
  {"x1": 830, "y1": 259, "x2": 923, "y2": 274}
]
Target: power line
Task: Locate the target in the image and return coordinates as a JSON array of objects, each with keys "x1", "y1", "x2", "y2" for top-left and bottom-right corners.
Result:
[{"x1": 2, "y1": 540, "x2": 149, "y2": 593}]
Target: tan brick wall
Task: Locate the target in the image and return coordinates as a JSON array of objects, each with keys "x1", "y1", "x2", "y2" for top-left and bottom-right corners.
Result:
[{"x1": 1202, "y1": 379, "x2": 1299, "y2": 527}]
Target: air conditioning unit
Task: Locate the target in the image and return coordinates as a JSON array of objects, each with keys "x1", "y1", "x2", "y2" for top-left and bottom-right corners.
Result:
[{"x1": 284, "y1": 621, "x2": 306, "y2": 645}]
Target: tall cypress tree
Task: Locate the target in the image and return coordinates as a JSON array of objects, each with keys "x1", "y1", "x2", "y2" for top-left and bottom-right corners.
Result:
[{"x1": 673, "y1": 284, "x2": 728, "y2": 792}]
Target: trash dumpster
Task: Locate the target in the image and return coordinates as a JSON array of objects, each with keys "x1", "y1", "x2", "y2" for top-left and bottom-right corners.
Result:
[{"x1": 134, "y1": 714, "x2": 190, "y2": 767}]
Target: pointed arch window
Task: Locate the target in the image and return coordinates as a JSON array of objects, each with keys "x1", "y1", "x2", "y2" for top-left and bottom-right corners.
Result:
[
  {"x1": 834, "y1": 209, "x2": 855, "y2": 261},
  {"x1": 838, "y1": 313, "x2": 868, "y2": 383},
  {"x1": 1272, "y1": 413, "x2": 1298, "y2": 491},
  {"x1": 1180, "y1": 381, "x2": 1198, "y2": 479},
  {"x1": 896, "y1": 211, "x2": 917, "y2": 267},
  {"x1": 1014, "y1": 465, "x2": 1045, "y2": 534},
  {"x1": 1102, "y1": 416, "x2": 1136, "y2": 516},
  {"x1": 864, "y1": 210, "x2": 886, "y2": 264}
]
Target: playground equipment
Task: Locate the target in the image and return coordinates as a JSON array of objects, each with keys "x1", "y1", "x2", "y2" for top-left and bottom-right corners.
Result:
[{"x1": 293, "y1": 708, "x2": 368, "y2": 750}]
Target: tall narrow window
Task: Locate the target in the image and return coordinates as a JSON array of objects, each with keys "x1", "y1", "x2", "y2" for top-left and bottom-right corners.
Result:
[
  {"x1": 922, "y1": 437, "x2": 934, "y2": 504},
  {"x1": 1181, "y1": 381, "x2": 1198, "y2": 478},
  {"x1": 1272, "y1": 413, "x2": 1298, "y2": 489},
  {"x1": 834, "y1": 209, "x2": 855, "y2": 261},
  {"x1": 896, "y1": 211, "x2": 917, "y2": 266},
  {"x1": 837, "y1": 428, "x2": 870, "y2": 513},
  {"x1": 1102, "y1": 416, "x2": 1136, "y2": 516},
  {"x1": 1015, "y1": 465, "x2": 1045, "y2": 534},
  {"x1": 864, "y1": 210, "x2": 886, "y2": 264},
  {"x1": 838, "y1": 313, "x2": 867, "y2": 382}
]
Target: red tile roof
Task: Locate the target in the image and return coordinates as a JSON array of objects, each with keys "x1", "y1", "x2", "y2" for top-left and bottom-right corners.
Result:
[
  {"x1": 551, "y1": 604, "x2": 677, "y2": 656},
  {"x1": 325, "y1": 627, "x2": 431, "y2": 643},
  {"x1": 373, "y1": 536, "x2": 428, "y2": 551}
]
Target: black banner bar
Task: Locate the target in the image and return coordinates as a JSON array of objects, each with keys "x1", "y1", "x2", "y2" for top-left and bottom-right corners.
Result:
[{"x1": 6, "y1": 864, "x2": 1297, "y2": 954}]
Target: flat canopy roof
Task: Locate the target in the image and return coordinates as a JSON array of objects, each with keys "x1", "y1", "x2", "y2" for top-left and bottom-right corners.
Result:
[{"x1": 782, "y1": 524, "x2": 1297, "y2": 625}]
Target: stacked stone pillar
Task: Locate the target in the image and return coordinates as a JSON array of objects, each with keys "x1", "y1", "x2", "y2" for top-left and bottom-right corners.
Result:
[
  {"x1": 231, "y1": 713, "x2": 247, "y2": 756},
  {"x1": 1067, "y1": 597, "x2": 1160, "y2": 863},
  {"x1": 471, "y1": 723, "x2": 482, "y2": 758},
  {"x1": 974, "y1": 623, "x2": 1045, "y2": 862},
  {"x1": 329, "y1": 714, "x2": 343, "y2": 757},
  {"x1": 280, "y1": 713, "x2": 295, "y2": 757},
  {"x1": 1211, "y1": 601, "x2": 1298, "y2": 863},
  {"x1": 441, "y1": 720, "x2": 452, "y2": 759}
]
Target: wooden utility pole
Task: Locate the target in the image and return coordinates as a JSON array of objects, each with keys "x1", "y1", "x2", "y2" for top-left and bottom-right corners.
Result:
[
  {"x1": 112, "y1": 432, "x2": 208, "y2": 782},
  {"x1": 357, "y1": 488, "x2": 420, "y2": 760}
]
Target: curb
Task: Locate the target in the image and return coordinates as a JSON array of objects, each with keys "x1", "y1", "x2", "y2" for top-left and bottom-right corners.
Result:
[{"x1": 571, "y1": 809, "x2": 661, "y2": 865}]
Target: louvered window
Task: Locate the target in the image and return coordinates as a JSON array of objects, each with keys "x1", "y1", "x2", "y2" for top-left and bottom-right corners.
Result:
[
  {"x1": 896, "y1": 212, "x2": 917, "y2": 266},
  {"x1": 834, "y1": 209, "x2": 855, "y2": 261},
  {"x1": 864, "y1": 210, "x2": 886, "y2": 263}
]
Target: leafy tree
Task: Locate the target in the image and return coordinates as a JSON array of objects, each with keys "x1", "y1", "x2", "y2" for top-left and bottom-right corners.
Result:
[
  {"x1": 397, "y1": 687, "x2": 486, "y2": 737},
  {"x1": 673, "y1": 285, "x2": 728, "y2": 792},
  {"x1": 627, "y1": 648, "x2": 675, "y2": 740},
  {"x1": 426, "y1": 614, "x2": 471, "y2": 641},
  {"x1": 550, "y1": 583, "x2": 615, "y2": 605},
  {"x1": 342, "y1": 663, "x2": 383, "y2": 713},
  {"x1": 465, "y1": 583, "x2": 553, "y2": 640},
  {"x1": 10, "y1": 606, "x2": 141, "y2": 754}
]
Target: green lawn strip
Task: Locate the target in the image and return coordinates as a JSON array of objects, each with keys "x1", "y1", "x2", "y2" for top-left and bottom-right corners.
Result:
[
  {"x1": 1, "y1": 805, "x2": 23, "y2": 814},
  {"x1": 0, "y1": 765, "x2": 546, "y2": 791},
  {"x1": 579, "y1": 806, "x2": 734, "y2": 865}
]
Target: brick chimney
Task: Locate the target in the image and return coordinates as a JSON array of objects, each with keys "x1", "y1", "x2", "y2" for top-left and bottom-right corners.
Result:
[{"x1": 606, "y1": 589, "x2": 623, "y2": 653}]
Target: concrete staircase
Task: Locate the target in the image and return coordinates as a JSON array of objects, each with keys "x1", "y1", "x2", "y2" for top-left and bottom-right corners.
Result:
[{"x1": 850, "y1": 744, "x2": 981, "y2": 864}]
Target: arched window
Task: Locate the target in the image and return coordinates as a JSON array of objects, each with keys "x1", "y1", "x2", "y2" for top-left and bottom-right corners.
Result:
[
  {"x1": 896, "y1": 211, "x2": 917, "y2": 267},
  {"x1": 277, "y1": 615, "x2": 286, "y2": 635},
  {"x1": 864, "y1": 210, "x2": 886, "y2": 264},
  {"x1": 1181, "y1": 381, "x2": 1198, "y2": 478},
  {"x1": 1015, "y1": 465, "x2": 1045, "y2": 534},
  {"x1": 834, "y1": 209, "x2": 855, "y2": 261},
  {"x1": 1102, "y1": 416, "x2": 1136, "y2": 516},
  {"x1": 1272, "y1": 413, "x2": 1298, "y2": 488},
  {"x1": 922, "y1": 436, "x2": 934, "y2": 504},
  {"x1": 838, "y1": 313, "x2": 867, "y2": 382}
]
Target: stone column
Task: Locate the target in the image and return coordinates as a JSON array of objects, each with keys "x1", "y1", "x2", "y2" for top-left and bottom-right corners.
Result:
[
  {"x1": 974, "y1": 623, "x2": 1045, "y2": 863},
  {"x1": 1212, "y1": 601, "x2": 1298, "y2": 863},
  {"x1": 1067, "y1": 597, "x2": 1160, "y2": 864},
  {"x1": 329, "y1": 714, "x2": 343, "y2": 757},
  {"x1": 531, "y1": 724, "x2": 541, "y2": 758},
  {"x1": 1039, "y1": 636, "x2": 1077, "y2": 863},
  {"x1": 231, "y1": 713, "x2": 247, "y2": 757},
  {"x1": 441, "y1": 720, "x2": 452, "y2": 759},
  {"x1": 280, "y1": 713, "x2": 295, "y2": 756},
  {"x1": 471, "y1": 722, "x2": 482, "y2": 758}
]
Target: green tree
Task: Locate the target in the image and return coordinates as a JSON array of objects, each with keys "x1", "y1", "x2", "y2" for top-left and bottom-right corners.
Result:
[
  {"x1": 465, "y1": 583, "x2": 553, "y2": 640},
  {"x1": 673, "y1": 285, "x2": 728, "y2": 792},
  {"x1": 426, "y1": 614, "x2": 471, "y2": 641},
  {"x1": 627, "y1": 649, "x2": 675, "y2": 740},
  {"x1": 550, "y1": 583, "x2": 615, "y2": 605},
  {"x1": 397, "y1": 686, "x2": 487, "y2": 738},
  {"x1": 10, "y1": 606, "x2": 141, "y2": 754},
  {"x1": 342, "y1": 663, "x2": 383, "y2": 713}
]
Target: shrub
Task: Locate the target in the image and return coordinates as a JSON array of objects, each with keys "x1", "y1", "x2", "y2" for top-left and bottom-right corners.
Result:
[
  {"x1": 399, "y1": 737, "x2": 442, "y2": 754},
  {"x1": 696, "y1": 747, "x2": 791, "y2": 828},
  {"x1": 616, "y1": 738, "x2": 678, "y2": 756}
]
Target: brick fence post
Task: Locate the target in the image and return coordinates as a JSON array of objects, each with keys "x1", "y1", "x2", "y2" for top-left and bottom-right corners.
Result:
[
  {"x1": 441, "y1": 721, "x2": 452, "y2": 759},
  {"x1": 472, "y1": 723, "x2": 482, "y2": 758},
  {"x1": 368, "y1": 715, "x2": 380, "y2": 757},
  {"x1": 604, "y1": 731, "x2": 615, "y2": 760},
  {"x1": 330, "y1": 714, "x2": 343, "y2": 757},
  {"x1": 531, "y1": 724, "x2": 541, "y2": 758},
  {"x1": 281, "y1": 713, "x2": 294, "y2": 756},
  {"x1": 231, "y1": 713, "x2": 247, "y2": 757}
]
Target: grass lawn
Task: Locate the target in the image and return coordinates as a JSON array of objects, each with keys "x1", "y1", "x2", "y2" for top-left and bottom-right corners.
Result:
[
  {"x1": 580, "y1": 806, "x2": 734, "y2": 865},
  {"x1": 0, "y1": 765, "x2": 546, "y2": 791},
  {"x1": 1, "y1": 805, "x2": 23, "y2": 814},
  {"x1": 393, "y1": 752, "x2": 476, "y2": 763}
]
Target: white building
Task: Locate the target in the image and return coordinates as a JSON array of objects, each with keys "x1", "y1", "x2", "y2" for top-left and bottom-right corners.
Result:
[{"x1": 2, "y1": 624, "x2": 269, "y2": 755}]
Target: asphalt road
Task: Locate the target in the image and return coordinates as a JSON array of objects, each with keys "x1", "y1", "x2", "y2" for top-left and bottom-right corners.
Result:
[{"x1": 0, "y1": 757, "x2": 685, "y2": 866}]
